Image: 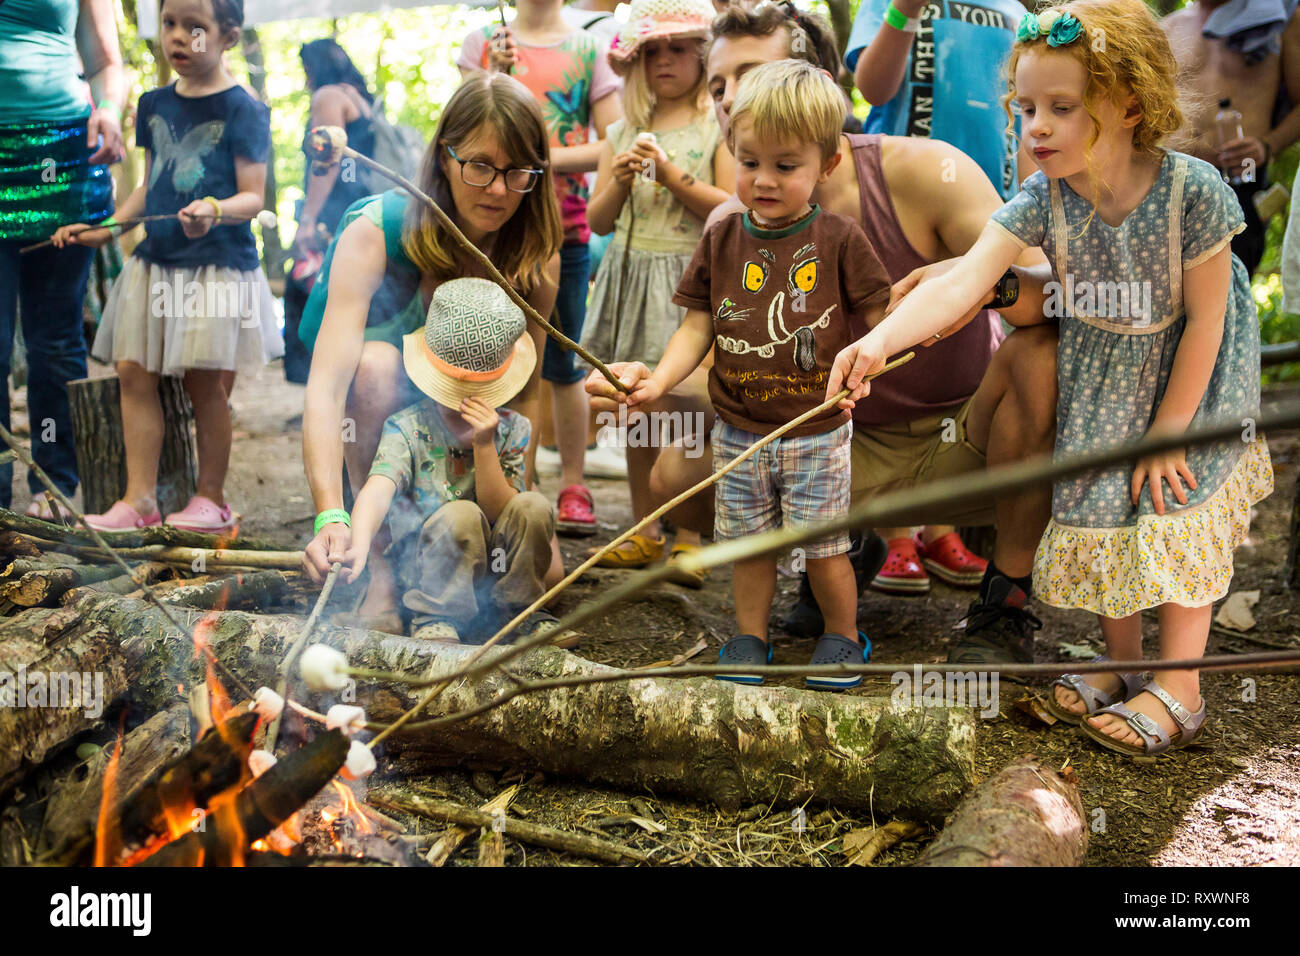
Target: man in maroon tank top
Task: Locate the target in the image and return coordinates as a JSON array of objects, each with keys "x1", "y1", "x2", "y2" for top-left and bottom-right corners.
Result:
[{"x1": 587, "y1": 5, "x2": 1059, "y2": 671}]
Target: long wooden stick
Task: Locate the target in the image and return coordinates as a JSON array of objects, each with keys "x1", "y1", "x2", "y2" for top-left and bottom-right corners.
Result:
[
  {"x1": 369, "y1": 789, "x2": 650, "y2": 865},
  {"x1": 266, "y1": 561, "x2": 341, "y2": 753},
  {"x1": 305, "y1": 126, "x2": 629, "y2": 395},
  {"x1": 366, "y1": 352, "x2": 914, "y2": 750},
  {"x1": 385, "y1": 400, "x2": 1299, "y2": 708},
  {"x1": 19, "y1": 211, "x2": 271, "y2": 254}
]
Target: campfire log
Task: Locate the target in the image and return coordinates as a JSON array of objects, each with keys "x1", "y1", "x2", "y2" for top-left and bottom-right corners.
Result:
[
  {"x1": 0, "y1": 610, "x2": 129, "y2": 797},
  {"x1": 60, "y1": 563, "x2": 174, "y2": 603},
  {"x1": 138, "y1": 728, "x2": 350, "y2": 866},
  {"x1": 161, "y1": 570, "x2": 290, "y2": 610},
  {"x1": 52, "y1": 594, "x2": 975, "y2": 822},
  {"x1": 913, "y1": 755, "x2": 1087, "y2": 867},
  {"x1": 40, "y1": 705, "x2": 191, "y2": 857},
  {"x1": 0, "y1": 564, "x2": 125, "y2": 606},
  {"x1": 48, "y1": 711, "x2": 261, "y2": 864},
  {"x1": 69, "y1": 375, "x2": 198, "y2": 517}
]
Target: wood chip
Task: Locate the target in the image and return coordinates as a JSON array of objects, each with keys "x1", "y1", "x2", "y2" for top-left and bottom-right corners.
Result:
[{"x1": 841, "y1": 821, "x2": 925, "y2": 866}]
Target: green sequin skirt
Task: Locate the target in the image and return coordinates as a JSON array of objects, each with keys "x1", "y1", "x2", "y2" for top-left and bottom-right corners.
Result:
[{"x1": 0, "y1": 117, "x2": 114, "y2": 242}]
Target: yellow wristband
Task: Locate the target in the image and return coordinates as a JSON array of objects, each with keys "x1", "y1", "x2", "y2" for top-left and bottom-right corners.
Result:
[{"x1": 202, "y1": 196, "x2": 223, "y2": 221}]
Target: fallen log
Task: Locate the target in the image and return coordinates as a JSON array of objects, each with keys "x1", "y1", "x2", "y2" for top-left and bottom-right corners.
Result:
[
  {"x1": 913, "y1": 755, "x2": 1087, "y2": 867},
  {"x1": 0, "y1": 608, "x2": 130, "y2": 797},
  {"x1": 370, "y1": 787, "x2": 650, "y2": 865},
  {"x1": 1, "y1": 564, "x2": 126, "y2": 607},
  {"x1": 59, "y1": 594, "x2": 976, "y2": 822}
]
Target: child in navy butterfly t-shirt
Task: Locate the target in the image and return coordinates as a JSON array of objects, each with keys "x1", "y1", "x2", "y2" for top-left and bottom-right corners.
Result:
[{"x1": 51, "y1": 0, "x2": 283, "y2": 535}]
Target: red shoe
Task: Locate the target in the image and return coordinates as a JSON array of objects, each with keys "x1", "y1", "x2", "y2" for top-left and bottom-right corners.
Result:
[
  {"x1": 917, "y1": 531, "x2": 988, "y2": 588},
  {"x1": 870, "y1": 537, "x2": 930, "y2": 594},
  {"x1": 556, "y1": 484, "x2": 597, "y2": 537}
]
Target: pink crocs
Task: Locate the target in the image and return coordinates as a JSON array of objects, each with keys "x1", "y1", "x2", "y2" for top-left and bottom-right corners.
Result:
[
  {"x1": 84, "y1": 500, "x2": 163, "y2": 532},
  {"x1": 164, "y1": 495, "x2": 237, "y2": 534}
]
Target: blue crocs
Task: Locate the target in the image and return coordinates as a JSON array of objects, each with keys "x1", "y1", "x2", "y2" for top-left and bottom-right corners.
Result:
[
  {"x1": 716, "y1": 635, "x2": 773, "y2": 685},
  {"x1": 806, "y1": 631, "x2": 870, "y2": 691}
]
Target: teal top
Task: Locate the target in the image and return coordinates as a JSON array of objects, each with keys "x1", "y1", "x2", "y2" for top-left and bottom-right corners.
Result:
[{"x1": 0, "y1": 0, "x2": 93, "y2": 124}]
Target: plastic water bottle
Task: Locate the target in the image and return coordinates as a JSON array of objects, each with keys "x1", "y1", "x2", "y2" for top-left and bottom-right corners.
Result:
[{"x1": 1215, "y1": 98, "x2": 1245, "y2": 185}]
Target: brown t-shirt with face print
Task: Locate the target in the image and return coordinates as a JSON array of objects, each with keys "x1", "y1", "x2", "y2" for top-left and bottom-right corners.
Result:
[{"x1": 673, "y1": 205, "x2": 891, "y2": 437}]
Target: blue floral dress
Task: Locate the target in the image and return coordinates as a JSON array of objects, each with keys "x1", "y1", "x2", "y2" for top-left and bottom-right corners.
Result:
[{"x1": 989, "y1": 151, "x2": 1273, "y2": 617}]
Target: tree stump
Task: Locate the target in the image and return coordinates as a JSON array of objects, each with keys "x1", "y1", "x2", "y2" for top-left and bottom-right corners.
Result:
[{"x1": 68, "y1": 375, "x2": 197, "y2": 517}]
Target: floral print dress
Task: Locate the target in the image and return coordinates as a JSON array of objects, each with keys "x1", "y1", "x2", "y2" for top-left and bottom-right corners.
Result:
[{"x1": 989, "y1": 150, "x2": 1273, "y2": 617}]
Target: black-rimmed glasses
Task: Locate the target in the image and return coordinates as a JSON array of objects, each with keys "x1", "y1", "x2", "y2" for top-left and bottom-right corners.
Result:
[{"x1": 445, "y1": 143, "x2": 543, "y2": 193}]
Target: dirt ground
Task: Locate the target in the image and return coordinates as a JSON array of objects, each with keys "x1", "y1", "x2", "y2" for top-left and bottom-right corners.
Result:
[{"x1": 10, "y1": 364, "x2": 1299, "y2": 866}]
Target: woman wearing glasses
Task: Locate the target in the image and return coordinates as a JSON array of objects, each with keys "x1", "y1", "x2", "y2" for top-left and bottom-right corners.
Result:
[{"x1": 300, "y1": 73, "x2": 565, "y2": 632}]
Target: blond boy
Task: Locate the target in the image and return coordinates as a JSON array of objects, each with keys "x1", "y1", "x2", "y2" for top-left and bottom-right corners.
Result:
[{"x1": 614, "y1": 60, "x2": 891, "y2": 687}]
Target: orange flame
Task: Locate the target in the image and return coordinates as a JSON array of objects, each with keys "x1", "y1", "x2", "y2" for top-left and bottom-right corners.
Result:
[{"x1": 93, "y1": 717, "x2": 125, "y2": 867}]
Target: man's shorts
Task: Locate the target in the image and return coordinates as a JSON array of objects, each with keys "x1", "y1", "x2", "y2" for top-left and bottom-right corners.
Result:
[
  {"x1": 849, "y1": 397, "x2": 994, "y2": 526},
  {"x1": 712, "y1": 419, "x2": 852, "y2": 559}
]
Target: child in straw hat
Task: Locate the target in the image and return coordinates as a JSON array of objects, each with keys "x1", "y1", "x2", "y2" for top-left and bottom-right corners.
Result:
[{"x1": 341, "y1": 277, "x2": 576, "y2": 647}]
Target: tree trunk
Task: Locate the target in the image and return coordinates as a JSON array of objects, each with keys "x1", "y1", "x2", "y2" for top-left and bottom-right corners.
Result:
[
  {"x1": 54, "y1": 594, "x2": 977, "y2": 823},
  {"x1": 914, "y1": 755, "x2": 1088, "y2": 866},
  {"x1": 241, "y1": 28, "x2": 285, "y2": 284},
  {"x1": 67, "y1": 375, "x2": 197, "y2": 517}
]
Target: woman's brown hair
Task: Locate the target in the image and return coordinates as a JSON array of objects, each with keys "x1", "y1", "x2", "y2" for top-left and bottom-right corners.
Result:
[{"x1": 402, "y1": 73, "x2": 563, "y2": 293}]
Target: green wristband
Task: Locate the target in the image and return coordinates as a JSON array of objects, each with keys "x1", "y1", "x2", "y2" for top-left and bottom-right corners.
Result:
[
  {"x1": 96, "y1": 100, "x2": 122, "y2": 124},
  {"x1": 314, "y1": 509, "x2": 351, "y2": 535},
  {"x1": 100, "y1": 217, "x2": 117, "y2": 228},
  {"x1": 884, "y1": 2, "x2": 919, "y2": 32}
]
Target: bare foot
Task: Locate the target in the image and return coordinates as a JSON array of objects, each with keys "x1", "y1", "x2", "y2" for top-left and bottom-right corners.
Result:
[
  {"x1": 1053, "y1": 672, "x2": 1125, "y2": 717},
  {"x1": 1085, "y1": 684, "x2": 1203, "y2": 749},
  {"x1": 357, "y1": 551, "x2": 400, "y2": 619}
]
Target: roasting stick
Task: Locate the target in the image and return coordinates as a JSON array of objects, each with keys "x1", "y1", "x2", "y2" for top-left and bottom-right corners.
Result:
[
  {"x1": 19, "y1": 209, "x2": 278, "y2": 254},
  {"x1": 303, "y1": 126, "x2": 629, "y2": 395},
  {"x1": 266, "y1": 561, "x2": 342, "y2": 752},
  {"x1": 0, "y1": 421, "x2": 256, "y2": 700},
  {"x1": 365, "y1": 352, "x2": 915, "y2": 750}
]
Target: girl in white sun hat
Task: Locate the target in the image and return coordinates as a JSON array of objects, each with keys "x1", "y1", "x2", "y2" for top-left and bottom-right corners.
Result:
[{"x1": 582, "y1": 0, "x2": 735, "y2": 584}]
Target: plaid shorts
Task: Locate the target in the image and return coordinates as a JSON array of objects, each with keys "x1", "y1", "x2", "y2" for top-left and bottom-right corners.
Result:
[{"x1": 711, "y1": 419, "x2": 852, "y2": 560}]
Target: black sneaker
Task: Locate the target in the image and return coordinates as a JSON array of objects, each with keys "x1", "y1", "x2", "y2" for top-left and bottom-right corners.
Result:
[
  {"x1": 947, "y1": 575, "x2": 1042, "y2": 682},
  {"x1": 781, "y1": 532, "x2": 888, "y2": 638}
]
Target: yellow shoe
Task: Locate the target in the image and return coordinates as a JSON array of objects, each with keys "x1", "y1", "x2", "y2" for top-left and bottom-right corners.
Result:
[
  {"x1": 591, "y1": 533, "x2": 666, "y2": 569},
  {"x1": 664, "y1": 542, "x2": 708, "y2": 590}
]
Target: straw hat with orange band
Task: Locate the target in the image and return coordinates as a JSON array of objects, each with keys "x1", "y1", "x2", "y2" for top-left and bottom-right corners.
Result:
[{"x1": 402, "y1": 277, "x2": 536, "y2": 409}]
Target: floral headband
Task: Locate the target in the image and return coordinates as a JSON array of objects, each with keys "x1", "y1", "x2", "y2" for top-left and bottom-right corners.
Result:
[{"x1": 1017, "y1": 8, "x2": 1084, "y2": 46}]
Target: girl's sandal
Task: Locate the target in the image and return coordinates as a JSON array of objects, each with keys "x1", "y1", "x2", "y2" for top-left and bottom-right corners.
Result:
[
  {"x1": 1044, "y1": 656, "x2": 1146, "y2": 725},
  {"x1": 590, "y1": 533, "x2": 665, "y2": 569},
  {"x1": 1081, "y1": 681, "x2": 1207, "y2": 758}
]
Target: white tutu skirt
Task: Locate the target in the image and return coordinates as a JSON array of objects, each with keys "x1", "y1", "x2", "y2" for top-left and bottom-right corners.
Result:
[{"x1": 93, "y1": 256, "x2": 285, "y2": 377}]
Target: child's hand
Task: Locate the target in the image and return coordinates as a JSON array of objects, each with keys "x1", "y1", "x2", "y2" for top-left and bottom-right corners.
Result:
[
  {"x1": 460, "y1": 397, "x2": 500, "y2": 445},
  {"x1": 487, "y1": 26, "x2": 518, "y2": 73},
  {"x1": 630, "y1": 138, "x2": 668, "y2": 179},
  {"x1": 52, "y1": 223, "x2": 112, "y2": 249},
  {"x1": 825, "y1": 334, "x2": 887, "y2": 410},
  {"x1": 178, "y1": 199, "x2": 217, "y2": 238},
  {"x1": 626, "y1": 375, "x2": 663, "y2": 408},
  {"x1": 340, "y1": 538, "x2": 370, "y2": 584},
  {"x1": 612, "y1": 150, "x2": 644, "y2": 186},
  {"x1": 1131, "y1": 447, "x2": 1197, "y2": 516},
  {"x1": 585, "y1": 362, "x2": 651, "y2": 409}
]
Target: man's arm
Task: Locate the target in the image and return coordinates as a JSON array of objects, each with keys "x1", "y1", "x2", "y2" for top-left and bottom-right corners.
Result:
[
  {"x1": 1265, "y1": 15, "x2": 1300, "y2": 158},
  {"x1": 887, "y1": 137, "x2": 1050, "y2": 325},
  {"x1": 854, "y1": 0, "x2": 925, "y2": 105}
]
